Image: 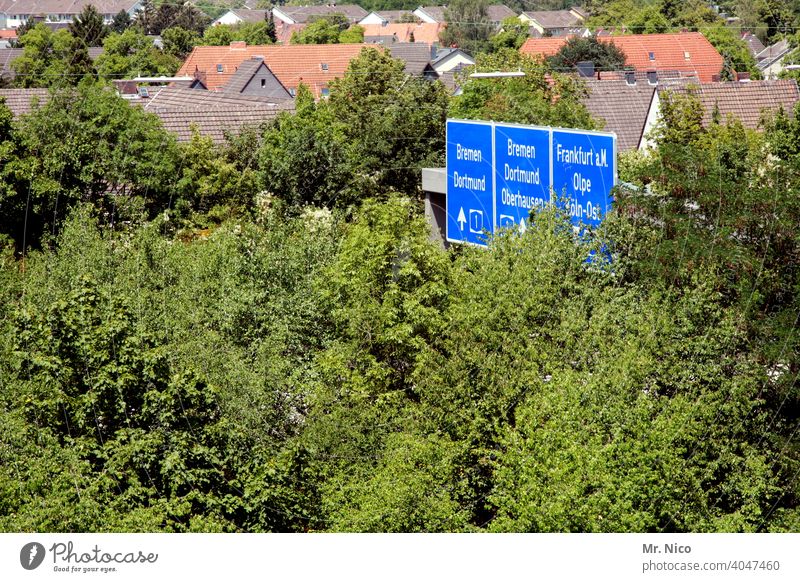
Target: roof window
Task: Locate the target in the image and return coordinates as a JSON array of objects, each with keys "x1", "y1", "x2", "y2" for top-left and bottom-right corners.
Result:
[
  {"x1": 289, "y1": 88, "x2": 296, "y2": 97},
  {"x1": 321, "y1": 63, "x2": 329, "y2": 71},
  {"x1": 684, "y1": 51, "x2": 691, "y2": 60},
  {"x1": 646, "y1": 71, "x2": 658, "y2": 85},
  {"x1": 648, "y1": 51, "x2": 655, "y2": 61},
  {"x1": 216, "y1": 64, "x2": 224, "y2": 73},
  {"x1": 625, "y1": 71, "x2": 636, "y2": 85},
  {"x1": 321, "y1": 87, "x2": 330, "y2": 97}
]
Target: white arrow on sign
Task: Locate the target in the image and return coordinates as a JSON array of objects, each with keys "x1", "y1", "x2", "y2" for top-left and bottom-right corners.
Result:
[
  {"x1": 457, "y1": 207, "x2": 467, "y2": 231},
  {"x1": 519, "y1": 217, "x2": 527, "y2": 234}
]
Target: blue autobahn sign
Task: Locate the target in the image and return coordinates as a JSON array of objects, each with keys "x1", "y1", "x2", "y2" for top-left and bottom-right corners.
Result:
[
  {"x1": 446, "y1": 120, "x2": 495, "y2": 247},
  {"x1": 445, "y1": 119, "x2": 616, "y2": 247},
  {"x1": 551, "y1": 128, "x2": 616, "y2": 228},
  {"x1": 494, "y1": 123, "x2": 551, "y2": 234}
]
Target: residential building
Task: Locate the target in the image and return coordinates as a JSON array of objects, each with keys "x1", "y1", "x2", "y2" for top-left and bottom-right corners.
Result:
[
  {"x1": 0, "y1": 85, "x2": 293, "y2": 143},
  {"x1": 178, "y1": 42, "x2": 372, "y2": 99},
  {"x1": 430, "y1": 47, "x2": 474, "y2": 74},
  {"x1": 756, "y1": 39, "x2": 791, "y2": 80},
  {"x1": 359, "y1": 10, "x2": 417, "y2": 25},
  {"x1": 211, "y1": 9, "x2": 269, "y2": 27},
  {"x1": 362, "y1": 22, "x2": 443, "y2": 45},
  {"x1": 583, "y1": 79, "x2": 656, "y2": 151},
  {"x1": 521, "y1": 33, "x2": 725, "y2": 83},
  {"x1": 0, "y1": 0, "x2": 141, "y2": 28},
  {"x1": 518, "y1": 8, "x2": 586, "y2": 36},
  {"x1": 741, "y1": 31, "x2": 765, "y2": 58},
  {"x1": 271, "y1": 4, "x2": 367, "y2": 25},
  {"x1": 412, "y1": 5, "x2": 445, "y2": 24},
  {"x1": 413, "y1": 4, "x2": 516, "y2": 27},
  {"x1": 658, "y1": 79, "x2": 800, "y2": 130}
]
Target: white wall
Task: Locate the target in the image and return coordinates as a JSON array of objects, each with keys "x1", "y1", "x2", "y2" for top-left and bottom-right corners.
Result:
[{"x1": 212, "y1": 11, "x2": 243, "y2": 26}]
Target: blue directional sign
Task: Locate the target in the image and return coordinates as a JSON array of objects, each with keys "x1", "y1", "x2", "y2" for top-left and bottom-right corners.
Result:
[
  {"x1": 494, "y1": 123, "x2": 551, "y2": 233},
  {"x1": 446, "y1": 120, "x2": 494, "y2": 247},
  {"x1": 551, "y1": 129, "x2": 616, "y2": 227}
]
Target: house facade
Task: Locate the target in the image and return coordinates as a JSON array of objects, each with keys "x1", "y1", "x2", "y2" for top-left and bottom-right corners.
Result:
[{"x1": 0, "y1": 0, "x2": 141, "y2": 28}]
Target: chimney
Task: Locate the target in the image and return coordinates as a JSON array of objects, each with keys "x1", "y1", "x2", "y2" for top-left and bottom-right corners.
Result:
[{"x1": 576, "y1": 60, "x2": 594, "y2": 78}]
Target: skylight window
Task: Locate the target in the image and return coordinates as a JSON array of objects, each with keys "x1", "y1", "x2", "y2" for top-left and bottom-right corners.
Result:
[
  {"x1": 648, "y1": 52, "x2": 655, "y2": 61},
  {"x1": 216, "y1": 64, "x2": 224, "y2": 73},
  {"x1": 321, "y1": 63, "x2": 329, "y2": 71}
]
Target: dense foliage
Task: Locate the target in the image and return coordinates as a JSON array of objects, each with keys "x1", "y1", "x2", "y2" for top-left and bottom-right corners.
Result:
[{"x1": 2, "y1": 27, "x2": 800, "y2": 534}]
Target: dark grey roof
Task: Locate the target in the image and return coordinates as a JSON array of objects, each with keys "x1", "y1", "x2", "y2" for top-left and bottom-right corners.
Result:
[
  {"x1": 741, "y1": 32, "x2": 765, "y2": 58},
  {"x1": 372, "y1": 10, "x2": 416, "y2": 23},
  {"x1": 0, "y1": 86, "x2": 293, "y2": 143},
  {"x1": 276, "y1": 4, "x2": 368, "y2": 24},
  {"x1": 230, "y1": 9, "x2": 269, "y2": 23},
  {"x1": 0, "y1": 88, "x2": 50, "y2": 115},
  {"x1": 486, "y1": 4, "x2": 516, "y2": 23},
  {"x1": 387, "y1": 42, "x2": 435, "y2": 75},
  {"x1": 417, "y1": 6, "x2": 446, "y2": 22},
  {"x1": 522, "y1": 10, "x2": 582, "y2": 29},
  {"x1": 223, "y1": 57, "x2": 266, "y2": 93},
  {"x1": 583, "y1": 80, "x2": 656, "y2": 151},
  {"x1": 659, "y1": 79, "x2": 800, "y2": 130},
  {"x1": 0, "y1": 48, "x2": 22, "y2": 82},
  {"x1": 756, "y1": 39, "x2": 791, "y2": 70}
]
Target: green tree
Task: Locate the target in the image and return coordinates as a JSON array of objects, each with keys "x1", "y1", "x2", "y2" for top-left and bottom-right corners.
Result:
[
  {"x1": 439, "y1": 0, "x2": 494, "y2": 55},
  {"x1": 338, "y1": 25, "x2": 365, "y2": 44},
  {"x1": 290, "y1": 14, "x2": 349, "y2": 44},
  {"x1": 96, "y1": 28, "x2": 181, "y2": 80},
  {"x1": 703, "y1": 25, "x2": 761, "y2": 80},
  {"x1": 627, "y1": 5, "x2": 671, "y2": 33},
  {"x1": 111, "y1": 10, "x2": 132, "y2": 33},
  {"x1": 202, "y1": 22, "x2": 275, "y2": 46},
  {"x1": 0, "y1": 83, "x2": 177, "y2": 249},
  {"x1": 68, "y1": 5, "x2": 109, "y2": 47},
  {"x1": 161, "y1": 26, "x2": 200, "y2": 60},
  {"x1": 490, "y1": 16, "x2": 529, "y2": 51},
  {"x1": 11, "y1": 25, "x2": 95, "y2": 88},
  {"x1": 450, "y1": 48, "x2": 597, "y2": 128},
  {"x1": 547, "y1": 36, "x2": 628, "y2": 73}
]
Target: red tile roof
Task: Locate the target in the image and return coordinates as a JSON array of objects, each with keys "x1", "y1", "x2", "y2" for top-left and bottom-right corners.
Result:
[
  {"x1": 519, "y1": 37, "x2": 571, "y2": 58},
  {"x1": 178, "y1": 43, "x2": 376, "y2": 98},
  {"x1": 361, "y1": 22, "x2": 444, "y2": 44},
  {"x1": 521, "y1": 33, "x2": 725, "y2": 83}
]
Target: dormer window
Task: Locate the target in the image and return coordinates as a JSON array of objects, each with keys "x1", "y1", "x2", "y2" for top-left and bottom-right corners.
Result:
[
  {"x1": 216, "y1": 64, "x2": 224, "y2": 73},
  {"x1": 625, "y1": 71, "x2": 635, "y2": 85},
  {"x1": 321, "y1": 63, "x2": 329, "y2": 71},
  {"x1": 647, "y1": 71, "x2": 658, "y2": 85}
]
